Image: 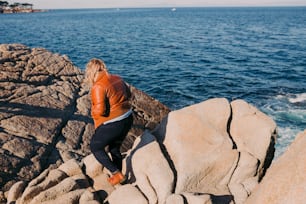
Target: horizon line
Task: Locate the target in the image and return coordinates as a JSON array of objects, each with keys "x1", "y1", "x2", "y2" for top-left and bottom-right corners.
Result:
[{"x1": 38, "y1": 5, "x2": 306, "y2": 10}]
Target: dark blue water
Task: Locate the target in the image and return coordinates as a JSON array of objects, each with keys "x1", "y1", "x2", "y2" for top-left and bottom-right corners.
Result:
[{"x1": 1, "y1": 7, "x2": 306, "y2": 158}]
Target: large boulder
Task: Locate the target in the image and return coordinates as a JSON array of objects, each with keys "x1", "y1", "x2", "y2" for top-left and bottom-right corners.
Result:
[
  {"x1": 125, "y1": 131, "x2": 174, "y2": 204},
  {"x1": 117, "y1": 98, "x2": 276, "y2": 204},
  {"x1": 154, "y1": 98, "x2": 235, "y2": 195},
  {"x1": 245, "y1": 130, "x2": 306, "y2": 204}
]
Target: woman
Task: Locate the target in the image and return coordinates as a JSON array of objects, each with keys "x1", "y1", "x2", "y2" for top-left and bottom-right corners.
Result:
[{"x1": 84, "y1": 58, "x2": 133, "y2": 185}]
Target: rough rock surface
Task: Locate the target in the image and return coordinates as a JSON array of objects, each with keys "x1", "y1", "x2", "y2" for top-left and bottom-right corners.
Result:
[
  {"x1": 126, "y1": 98, "x2": 277, "y2": 204},
  {"x1": 0, "y1": 44, "x2": 170, "y2": 202}
]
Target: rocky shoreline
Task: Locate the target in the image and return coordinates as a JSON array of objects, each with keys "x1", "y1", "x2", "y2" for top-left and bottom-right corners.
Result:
[
  {"x1": 0, "y1": 44, "x2": 305, "y2": 204},
  {"x1": 0, "y1": 9, "x2": 45, "y2": 14},
  {"x1": 0, "y1": 2, "x2": 46, "y2": 14}
]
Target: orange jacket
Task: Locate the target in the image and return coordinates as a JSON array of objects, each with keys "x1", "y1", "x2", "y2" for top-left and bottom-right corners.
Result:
[{"x1": 91, "y1": 73, "x2": 131, "y2": 128}]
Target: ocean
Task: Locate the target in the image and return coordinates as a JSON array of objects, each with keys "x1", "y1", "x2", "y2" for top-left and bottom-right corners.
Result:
[{"x1": 1, "y1": 7, "x2": 306, "y2": 158}]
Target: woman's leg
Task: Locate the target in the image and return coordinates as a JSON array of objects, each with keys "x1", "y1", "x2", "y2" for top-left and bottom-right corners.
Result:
[
  {"x1": 90, "y1": 115, "x2": 133, "y2": 173},
  {"x1": 90, "y1": 124, "x2": 120, "y2": 173},
  {"x1": 109, "y1": 115, "x2": 133, "y2": 171},
  {"x1": 109, "y1": 141, "x2": 123, "y2": 171}
]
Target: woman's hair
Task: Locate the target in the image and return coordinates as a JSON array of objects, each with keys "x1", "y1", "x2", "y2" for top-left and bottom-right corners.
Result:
[{"x1": 84, "y1": 58, "x2": 108, "y2": 86}]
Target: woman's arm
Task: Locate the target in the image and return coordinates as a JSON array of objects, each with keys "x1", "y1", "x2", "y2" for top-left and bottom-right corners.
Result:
[{"x1": 91, "y1": 85, "x2": 108, "y2": 118}]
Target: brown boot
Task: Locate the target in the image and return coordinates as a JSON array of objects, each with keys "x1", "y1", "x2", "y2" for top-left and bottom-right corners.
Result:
[{"x1": 108, "y1": 171, "x2": 125, "y2": 186}]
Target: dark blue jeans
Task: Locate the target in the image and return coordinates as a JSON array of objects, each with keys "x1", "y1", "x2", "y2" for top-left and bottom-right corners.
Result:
[{"x1": 90, "y1": 115, "x2": 133, "y2": 173}]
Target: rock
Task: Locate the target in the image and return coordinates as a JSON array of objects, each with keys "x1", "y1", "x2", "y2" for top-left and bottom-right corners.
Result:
[
  {"x1": 107, "y1": 184, "x2": 148, "y2": 204},
  {"x1": 79, "y1": 190, "x2": 101, "y2": 204},
  {"x1": 0, "y1": 43, "x2": 170, "y2": 195},
  {"x1": 28, "y1": 177, "x2": 80, "y2": 203},
  {"x1": 166, "y1": 192, "x2": 232, "y2": 204},
  {"x1": 125, "y1": 131, "x2": 174, "y2": 204},
  {"x1": 90, "y1": 172, "x2": 114, "y2": 199},
  {"x1": 0, "y1": 43, "x2": 82, "y2": 192},
  {"x1": 0, "y1": 191, "x2": 5, "y2": 204},
  {"x1": 230, "y1": 99, "x2": 277, "y2": 179},
  {"x1": 6, "y1": 181, "x2": 26, "y2": 204},
  {"x1": 82, "y1": 146, "x2": 114, "y2": 198},
  {"x1": 18, "y1": 169, "x2": 68, "y2": 203},
  {"x1": 36, "y1": 189, "x2": 85, "y2": 204},
  {"x1": 58, "y1": 159, "x2": 83, "y2": 177},
  {"x1": 227, "y1": 151, "x2": 259, "y2": 203},
  {"x1": 227, "y1": 99, "x2": 277, "y2": 203},
  {"x1": 166, "y1": 194, "x2": 185, "y2": 204},
  {"x1": 245, "y1": 130, "x2": 306, "y2": 204},
  {"x1": 153, "y1": 98, "x2": 237, "y2": 195},
  {"x1": 79, "y1": 97, "x2": 274, "y2": 204},
  {"x1": 6, "y1": 157, "x2": 100, "y2": 203},
  {"x1": 82, "y1": 154, "x2": 104, "y2": 178}
]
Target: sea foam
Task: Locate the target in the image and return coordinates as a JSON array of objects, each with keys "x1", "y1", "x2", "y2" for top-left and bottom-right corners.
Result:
[{"x1": 288, "y1": 93, "x2": 306, "y2": 103}]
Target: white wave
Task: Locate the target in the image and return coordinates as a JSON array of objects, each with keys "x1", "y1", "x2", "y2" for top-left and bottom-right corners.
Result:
[
  {"x1": 266, "y1": 93, "x2": 306, "y2": 159},
  {"x1": 275, "y1": 94, "x2": 286, "y2": 100},
  {"x1": 288, "y1": 93, "x2": 306, "y2": 103},
  {"x1": 274, "y1": 127, "x2": 299, "y2": 159}
]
